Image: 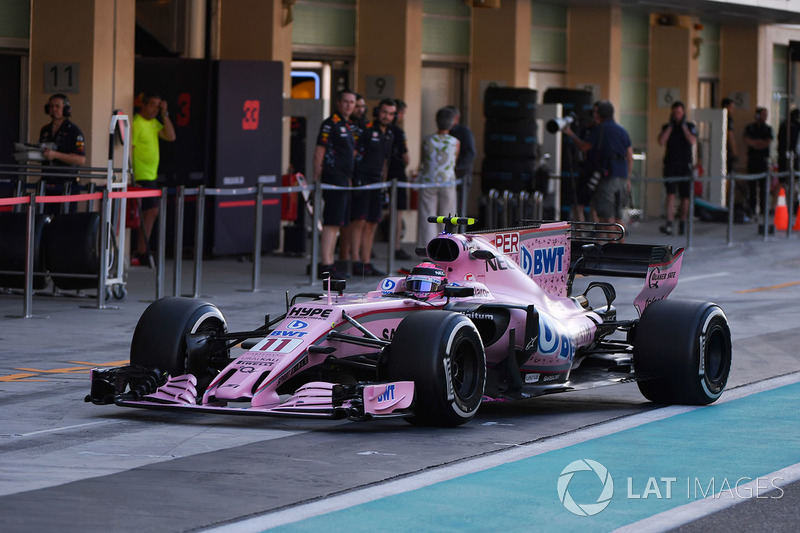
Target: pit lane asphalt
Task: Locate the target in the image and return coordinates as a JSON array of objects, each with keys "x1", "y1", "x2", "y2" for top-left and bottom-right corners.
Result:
[{"x1": 1, "y1": 218, "x2": 799, "y2": 532}]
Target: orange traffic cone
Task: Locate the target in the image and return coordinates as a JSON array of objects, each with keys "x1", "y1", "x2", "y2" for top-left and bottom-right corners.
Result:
[{"x1": 775, "y1": 187, "x2": 789, "y2": 231}]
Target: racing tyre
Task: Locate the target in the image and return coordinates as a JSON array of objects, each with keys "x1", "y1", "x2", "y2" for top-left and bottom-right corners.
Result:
[
  {"x1": 634, "y1": 300, "x2": 731, "y2": 405},
  {"x1": 388, "y1": 311, "x2": 486, "y2": 427},
  {"x1": 130, "y1": 297, "x2": 228, "y2": 393}
]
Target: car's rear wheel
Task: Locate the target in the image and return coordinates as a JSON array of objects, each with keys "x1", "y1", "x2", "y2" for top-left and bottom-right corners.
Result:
[
  {"x1": 634, "y1": 300, "x2": 731, "y2": 405},
  {"x1": 387, "y1": 311, "x2": 486, "y2": 427},
  {"x1": 130, "y1": 297, "x2": 228, "y2": 394}
]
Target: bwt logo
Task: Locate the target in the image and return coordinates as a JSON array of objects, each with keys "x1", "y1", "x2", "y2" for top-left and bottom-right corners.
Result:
[
  {"x1": 521, "y1": 246, "x2": 565, "y2": 276},
  {"x1": 558, "y1": 459, "x2": 614, "y2": 516},
  {"x1": 377, "y1": 384, "x2": 395, "y2": 402},
  {"x1": 494, "y1": 232, "x2": 519, "y2": 255}
]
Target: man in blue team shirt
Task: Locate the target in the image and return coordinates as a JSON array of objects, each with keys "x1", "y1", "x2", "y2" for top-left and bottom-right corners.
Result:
[
  {"x1": 564, "y1": 100, "x2": 633, "y2": 228},
  {"x1": 349, "y1": 98, "x2": 396, "y2": 277},
  {"x1": 313, "y1": 90, "x2": 357, "y2": 279}
]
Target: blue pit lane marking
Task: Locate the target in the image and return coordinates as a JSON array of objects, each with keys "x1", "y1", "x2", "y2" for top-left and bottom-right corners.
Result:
[{"x1": 215, "y1": 375, "x2": 800, "y2": 532}]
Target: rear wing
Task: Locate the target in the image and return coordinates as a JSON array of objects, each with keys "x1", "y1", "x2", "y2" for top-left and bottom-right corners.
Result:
[
  {"x1": 475, "y1": 221, "x2": 682, "y2": 300},
  {"x1": 571, "y1": 241, "x2": 676, "y2": 278}
]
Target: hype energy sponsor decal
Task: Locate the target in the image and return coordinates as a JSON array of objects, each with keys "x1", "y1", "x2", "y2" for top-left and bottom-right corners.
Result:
[{"x1": 287, "y1": 306, "x2": 333, "y2": 320}]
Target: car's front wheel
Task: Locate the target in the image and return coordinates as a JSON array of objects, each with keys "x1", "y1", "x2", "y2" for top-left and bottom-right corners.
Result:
[
  {"x1": 634, "y1": 300, "x2": 731, "y2": 405},
  {"x1": 387, "y1": 311, "x2": 486, "y2": 426},
  {"x1": 130, "y1": 297, "x2": 228, "y2": 394}
]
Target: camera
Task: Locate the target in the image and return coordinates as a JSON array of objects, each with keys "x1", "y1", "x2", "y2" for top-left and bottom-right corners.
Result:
[
  {"x1": 546, "y1": 113, "x2": 577, "y2": 134},
  {"x1": 586, "y1": 169, "x2": 609, "y2": 192},
  {"x1": 586, "y1": 171, "x2": 602, "y2": 192}
]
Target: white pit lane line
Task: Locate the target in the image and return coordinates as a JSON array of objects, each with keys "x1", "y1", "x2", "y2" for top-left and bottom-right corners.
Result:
[
  {"x1": 206, "y1": 371, "x2": 800, "y2": 533},
  {"x1": 679, "y1": 272, "x2": 730, "y2": 283}
]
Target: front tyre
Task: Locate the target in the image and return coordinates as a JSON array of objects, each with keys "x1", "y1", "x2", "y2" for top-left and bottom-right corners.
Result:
[
  {"x1": 130, "y1": 297, "x2": 228, "y2": 393},
  {"x1": 634, "y1": 300, "x2": 731, "y2": 405},
  {"x1": 387, "y1": 312, "x2": 486, "y2": 427}
]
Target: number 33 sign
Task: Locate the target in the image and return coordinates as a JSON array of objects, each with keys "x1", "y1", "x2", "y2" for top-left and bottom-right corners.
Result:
[{"x1": 242, "y1": 100, "x2": 260, "y2": 130}]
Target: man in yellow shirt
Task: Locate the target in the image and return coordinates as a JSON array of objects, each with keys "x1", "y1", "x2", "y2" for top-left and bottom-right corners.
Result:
[{"x1": 132, "y1": 93, "x2": 176, "y2": 264}]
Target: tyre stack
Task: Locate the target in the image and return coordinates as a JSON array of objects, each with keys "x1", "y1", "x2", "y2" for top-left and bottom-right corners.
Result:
[{"x1": 481, "y1": 87, "x2": 539, "y2": 195}]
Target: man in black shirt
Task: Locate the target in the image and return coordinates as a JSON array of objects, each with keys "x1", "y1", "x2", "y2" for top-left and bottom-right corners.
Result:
[
  {"x1": 447, "y1": 106, "x2": 476, "y2": 212},
  {"x1": 744, "y1": 106, "x2": 774, "y2": 220},
  {"x1": 313, "y1": 90, "x2": 357, "y2": 278},
  {"x1": 777, "y1": 108, "x2": 800, "y2": 174},
  {"x1": 38, "y1": 93, "x2": 86, "y2": 213},
  {"x1": 389, "y1": 99, "x2": 411, "y2": 260},
  {"x1": 39, "y1": 93, "x2": 86, "y2": 168},
  {"x1": 349, "y1": 98, "x2": 396, "y2": 277},
  {"x1": 658, "y1": 101, "x2": 697, "y2": 236}
]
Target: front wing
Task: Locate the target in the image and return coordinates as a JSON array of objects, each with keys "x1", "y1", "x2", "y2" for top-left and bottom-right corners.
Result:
[{"x1": 86, "y1": 367, "x2": 414, "y2": 421}]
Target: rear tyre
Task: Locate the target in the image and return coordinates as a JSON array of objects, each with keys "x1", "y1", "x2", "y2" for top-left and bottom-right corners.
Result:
[
  {"x1": 387, "y1": 311, "x2": 486, "y2": 427},
  {"x1": 130, "y1": 297, "x2": 228, "y2": 394},
  {"x1": 634, "y1": 300, "x2": 731, "y2": 405}
]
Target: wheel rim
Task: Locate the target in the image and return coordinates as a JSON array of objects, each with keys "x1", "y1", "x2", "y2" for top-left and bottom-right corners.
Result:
[
  {"x1": 704, "y1": 322, "x2": 730, "y2": 385},
  {"x1": 451, "y1": 336, "x2": 481, "y2": 400},
  {"x1": 187, "y1": 318, "x2": 226, "y2": 374}
]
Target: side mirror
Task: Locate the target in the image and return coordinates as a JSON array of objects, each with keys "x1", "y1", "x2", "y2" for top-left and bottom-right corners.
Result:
[
  {"x1": 443, "y1": 285, "x2": 475, "y2": 298},
  {"x1": 323, "y1": 278, "x2": 346, "y2": 295},
  {"x1": 470, "y1": 249, "x2": 494, "y2": 260},
  {"x1": 581, "y1": 243, "x2": 600, "y2": 258}
]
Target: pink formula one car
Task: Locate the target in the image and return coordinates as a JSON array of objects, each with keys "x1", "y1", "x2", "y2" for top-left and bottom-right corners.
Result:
[{"x1": 87, "y1": 218, "x2": 732, "y2": 427}]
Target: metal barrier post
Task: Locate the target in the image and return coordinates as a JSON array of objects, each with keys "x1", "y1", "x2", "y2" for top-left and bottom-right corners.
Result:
[
  {"x1": 388, "y1": 179, "x2": 398, "y2": 275},
  {"x1": 687, "y1": 175, "x2": 695, "y2": 250},
  {"x1": 192, "y1": 186, "x2": 205, "y2": 297},
  {"x1": 502, "y1": 190, "x2": 512, "y2": 227},
  {"x1": 459, "y1": 175, "x2": 468, "y2": 217},
  {"x1": 534, "y1": 192, "x2": 543, "y2": 219},
  {"x1": 487, "y1": 189, "x2": 496, "y2": 229},
  {"x1": 727, "y1": 174, "x2": 735, "y2": 246},
  {"x1": 519, "y1": 191, "x2": 529, "y2": 220},
  {"x1": 156, "y1": 188, "x2": 167, "y2": 299},
  {"x1": 174, "y1": 185, "x2": 185, "y2": 296},
  {"x1": 788, "y1": 155, "x2": 795, "y2": 238},
  {"x1": 251, "y1": 184, "x2": 264, "y2": 292},
  {"x1": 311, "y1": 182, "x2": 321, "y2": 285},
  {"x1": 12, "y1": 178, "x2": 23, "y2": 213},
  {"x1": 23, "y1": 194, "x2": 35, "y2": 318},
  {"x1": 87, "y1": 182, "x2": 97, "y2": 211},
  {"x1": 36, "y1": 180, "x2": 45, "y2": 214},
  {"x1": 763, "y1": 172, "x2": 769, "y2": 243},
  {"x1": 96, "y1": 189, "x2": 110, "y2": 309}
]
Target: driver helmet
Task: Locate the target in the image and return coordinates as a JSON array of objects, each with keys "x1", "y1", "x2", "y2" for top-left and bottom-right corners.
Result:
[{"x1": 405, "y1": 262, "x2": 448, "y2": 299}]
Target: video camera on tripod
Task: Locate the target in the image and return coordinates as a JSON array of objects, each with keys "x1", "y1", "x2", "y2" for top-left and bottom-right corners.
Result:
[{"x1": 546, "y1": 112, "x2": 578, "y2": 134}]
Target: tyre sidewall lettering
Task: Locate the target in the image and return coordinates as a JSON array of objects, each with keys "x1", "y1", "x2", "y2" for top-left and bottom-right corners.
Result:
[
  {"x1": 443, "y1": 320, "x2": 484, "y2": 418},
  {"x1": 698, "y1": 309, "x2": 728, "y2": 399}
]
